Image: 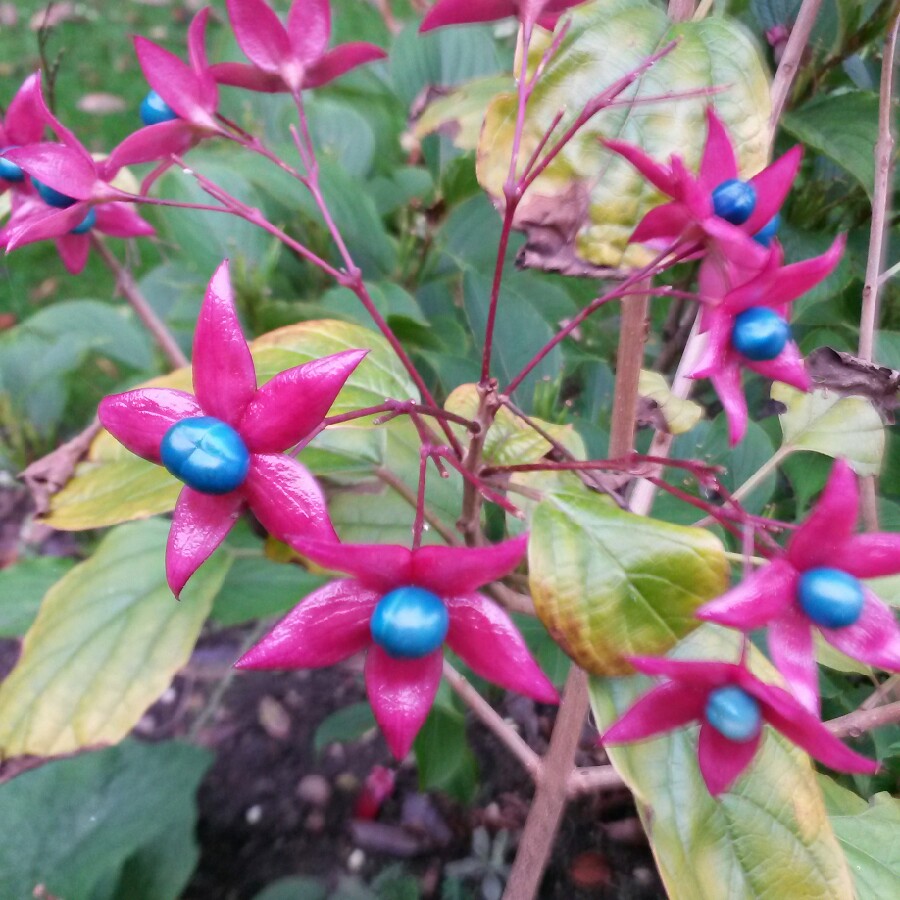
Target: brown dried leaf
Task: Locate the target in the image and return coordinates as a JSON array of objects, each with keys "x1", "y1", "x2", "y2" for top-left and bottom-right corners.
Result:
[{"x1": 806, "y1": 346, "x2": 900, "y2": 422}]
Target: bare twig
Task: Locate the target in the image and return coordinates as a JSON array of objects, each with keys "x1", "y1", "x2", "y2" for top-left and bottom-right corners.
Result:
[
  {"x1": 858, "y1": 12, "x2": 898, "y2": 530},
  {"x1": 769, "y1": 0, "x2": 823, "y2": 132},
  {"x1": 826, "y1": 699, "x2": 900, "y2": 739},
  {"x1": 443, "y1": 660, "x2": 541, "y2": 780},
  {"x1": 91, "y1": 235, "x2": 188, "y2": 369},
  {"x1": 566, "y1": 764, "x2": 625, "y2": 797}
]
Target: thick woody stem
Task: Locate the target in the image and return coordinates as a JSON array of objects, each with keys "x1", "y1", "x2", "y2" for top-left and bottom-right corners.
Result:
[
  {"x1": 91, "y1": 235, "x2": 188, "y2": 369},
  {"x1": 769, "y1": 0, "x2": 823, "y2": 132},
  {"x1": 503, "y1": 289, "x2": 651, "y2": 900},
  {"x1": 858, "y1": 13, "x2": 898, "y2": 530},
  {"x1": 827, "y1": 699, "x2": 900, "y2": 739}
]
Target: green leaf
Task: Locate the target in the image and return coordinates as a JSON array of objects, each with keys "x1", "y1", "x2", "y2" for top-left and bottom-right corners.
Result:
[
  {"x1": 476, "y1": 0, "x2": 771, "y2": 273},
  {"x1": 773, "y1": 383, "x2": 886, "y2": 475},
  {"x1": 638, "y1": 369, "x2": 703, "y2": 436},
  {"x1": 529, "y1": 487, "x2": 728, "y2": 675},
  {"x1": 819, "y1": 776, "x2": 900, "y2": 900},
  {"x1": 588, "y1": 626, "x2": 857, "y2": 900},
  {"x1": 783, "y1": 91, "x2": 880, "y2": 197},
  {"x1": 314, "y1": 702, "x2": 378, "y2": 755},
  {"x1": 211, "y1": 556, "x2": 326, "y2": 626},
  {"x1": 414, "y1": 686, "x2": 479, "y2": 804},
  {"x1": 253, "y1": 877, "x2": 329, "y2": 900},
  {"x1": 0, "y1": 556, "x2": 75, "y2": 637},
  {"x1": 0, "y1": 521, "x2": 229, "y2": 757},
  {"x1": 0, "y1": 739, "x2": 212, "y2": 900}
]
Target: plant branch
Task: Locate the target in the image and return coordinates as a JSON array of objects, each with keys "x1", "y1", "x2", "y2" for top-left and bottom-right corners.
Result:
[
  {"x1": 769, "y1": 0, "x2": 823, "y2": 132},
  {"x1": 91, "y1": 235, "x2": 188, "y2": 369},
  {"x1": 566, "y1": 765, "x2": 625, "y2": 798},
  {"x1": 826, "y1": 699, "x2": 900, "y2": 739},
  {"x1": 374, "y1": 467, "x2": 459, "y2": 545},
  {"x1": 443, "y1": 660, "x2": 541, "y2": 779}
]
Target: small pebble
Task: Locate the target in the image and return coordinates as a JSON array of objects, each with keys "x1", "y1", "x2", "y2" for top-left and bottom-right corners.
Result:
[
  {"x1": 297, "y1": 774, "x2": 331, "y2": 807},
  {"x1": 633, "y1": 866, "x2": 654, "y2": 886},
  {"x1": 334, "y1": 772, "x2": 359, "y2": 794},
  {"x1": 245, "y1": 804, "x2": 263, "y2": 825},
  {"x1": 347, "y1": 848, "x2": 365, "y2": 873}
]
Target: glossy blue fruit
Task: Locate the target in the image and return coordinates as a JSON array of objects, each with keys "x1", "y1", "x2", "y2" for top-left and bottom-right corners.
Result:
[
  {"x1": 70, "y1": 208, "x2": 96, "y2": 234},
  {"x1": 160, "y1": 416, "x2": 250, "y2": 495},
  {"x1": 370, "y1": 587, "x2": 449, "y2": 660},
  {"x1": 798, "y1": 568, "x2": 865, "y2": 629},
  {"x1": 140, "y1": 90, "x2": 179, "y2": 126},
  {"x1": 33, "y1": 178, "x2": 77, "y2": 209},
  {"x1": 705, "y1": 686, "x2": 762, "y2": 743},
  {"x1": 752, "y1": 212, "x2": 781, "y2": 246},
  {"x1": 712, "y1": 178, "x2": 756, "y2": 226},
  {"x1": 731, "y1": 307, "x2": 791, "y2": 361},
  {"x1": 0, "y1": 147, "x2": 24, "y2": 182}
]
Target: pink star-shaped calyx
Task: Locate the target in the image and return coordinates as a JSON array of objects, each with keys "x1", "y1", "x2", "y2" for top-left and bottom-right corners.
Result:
[
  {"x1": 604, "y1": 106, "x2": 802, "y2": 267},
  {"x1": 603, "y1": 656, "x2": 877, "y2": 796},
  {"x1": 0, "y1": 72, "x2": 44, "y2": 195},
  {"x1": 99, "y1": 260, "x2": 367, "y2": 597},
  {"x1": 688, "y1": 234, "x2": 845, "y2": 445},
  {"x1": 237, "y1": 534, "x2": 559, "y2": 759},
  {"x1": 697, "y1": 459, "x2": 900, "y2": 713},
  {"x1": 211, "y1": 0, "x2": 386, "y2": 95}
]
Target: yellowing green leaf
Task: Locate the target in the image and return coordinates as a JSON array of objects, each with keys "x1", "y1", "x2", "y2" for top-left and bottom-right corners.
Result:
[
  {"x1": 477, "y1": 0, "x2": 771, "y2": 273},
  {"x1": 529, "y1": 488, "x2": 728, "y2": 674},
  {"x1": 638, "y1": 369, "x2": 703, "y2": 435},
  {"x1": 773, "y1": 384, "x2": 885, "y2": 475},
  {"x1": 589, "y1": 626, "x2": 856, "y2": 900},
  {"x1": 0, "y1": 521, "x2": 229, "y2": 757}
]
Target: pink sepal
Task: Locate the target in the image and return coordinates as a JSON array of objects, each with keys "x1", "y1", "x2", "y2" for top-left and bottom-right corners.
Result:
[
  {"x1": 210, "y1": 62, "x2": 285, "y2": 93},
  {"x1": 2, "y1": 143, "x2": 97, "y2": 200},
  {"x1": 412, "y1": 534, "x2": 528, "y2": 597},
  {"x1": 788, "y1": 459, "x2": 859, "y2": 570},
  {"x1": 4, "y1": 72, "x2": 44, "y2": 145},
  {"x1": 56, "y1": 234, "x2": 90, "y2": 274},
  {"x1": 366, "y1": 645, "x2": 443, "y2": 759},
  {"x1": 697, "y1": 107, "x2": 739, "y2": 193},
  {"x1": 192, "y1": 260, "x2": 257, "y2": 426},
  {"x1": 767, "y1": 606, "x2": 820, "y2": 713},
  {"x1": 227, "y1": 0, "x2": 292, "y2": 75},
  {"x1": 604, "y1": 138, "x2": 678, "y2": 195},
  {"x1": 445, "y1": 592, "x2": 559, "y2": 703},
  {"x1": 289, "y1": 0, "x2": 331, "y2": 62},
  {"x1": 627, "y1": 656, "x2": 738, "y2": 685},
  {"x1": 5, "y1": 202, "x2": 91, "y2": 252},
  {"x1": 134, "y1": 34, "x2": 216, "y2": 129},
  {"x1": 239, "y1": 349, "x2": 368, "y2": 452},
  {"x1": 305, "y1": 44, "x2": 387, "y2": 88},
  {"x1": 829, "y1": 533, "x2": 900, "y2": 578},
  {"x1": 98, "y1": 388, "x2": 200, "y2": 463},
  {"x1": 744, "y1": 145, "x2": 803, "y2": 235},
  {"x1": 760, "y1": 234, "x2": 845, "y2": 308},
  {"x1": 420, "y1": 0, "x2": 515, "y2": 31},
  {"x1": 710, "y1": 364, "x2": 747, "y2": 446},
  {"x1": 94, "y1": 203, "x2": 156, "y2": 239},
  {"x1": 166, "y1": 487, "x2": 242, "y2": 597},
  {"x1": 602, "y1": 681, "x2": 707, "y2": 744},
  {"x1": 697, "y1": 723, "x2": 761, "y2": 796},
  {"x1": 243, "y1": 454, "x2": 337, "y2": 546},
  {"x1": 753, "y1": 677, "x2": 879, "y2": 774},
  {"x1": 236, "y1": 579, "x2": 378, "y2": 669},
  {"x1": 822, "y1": 589, "x2": 900, "y2": 673},
  {"x1": 287, "y1": 537, "x2": 413, "y2": 591},
  {"x1": 696, "y1": 560, "x2": 797, "y2": 629},
  {"x1": 105, "y1": 121, "x2": 197, "y2": 174},
  {"x1": 745, "y1": 342, "x2": 811, "y2": 392},
  {"x1": 629, "y1": 202, "x2": 690, "y2": 245}
]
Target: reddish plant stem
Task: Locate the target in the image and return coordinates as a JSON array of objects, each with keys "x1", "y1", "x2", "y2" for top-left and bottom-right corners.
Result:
[
  {"x1": 503, "y1": 290, "x2": 651, "y2": 900},
  {"x1": 768, "y1": 0, "x2": 823, "y2": 132},
  {"x1": 504, "y1": 242, "x2": 698, "y2": 395},
  {"x1": 432, "y1": 446, "x2": 522, "y2": 517},
  {"x1": 322, "y1": 400, "x2": 477, "y2": 431},
  {"x1": 483, "y1": 455, "x2": 721, "y2": 480},
  {"x1": 91, "y1": 235, "x2": 188, "y2": 369},
  {"x1": 827, "y1": 699, "x2": 900, "y2": 739}
]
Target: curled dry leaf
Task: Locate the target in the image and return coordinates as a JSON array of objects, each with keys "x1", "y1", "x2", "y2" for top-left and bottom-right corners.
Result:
[{"x1": 806, "y1": 346, "x2": 900, "y2": 422}]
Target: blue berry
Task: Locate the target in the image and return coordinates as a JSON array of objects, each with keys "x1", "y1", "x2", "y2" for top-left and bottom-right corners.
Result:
[
  {"x1": 70, "y1": 208, "x2": 96, "y2": 234},
  {"x1": 370, "y1": 587, "x2": 449, "y2": 660},
  {"x1": 753, "y1": 213, "x2": 781, "y2": 246},
  {"x1": 731, "y1": 307, "x2": 791, "y2": 361},
  {"x1": 160, "y1": 416, "x2": 250, "y2": 495},
  {"x1": 712, "y1": 178, "x2": 757, "y2": 226},
  {"x1": 140, "y1": 90, "x2": 179, "y2": 126},
  {"x1": 33, "y1": 178, "x2": 78, "y2": 209},
  {"x1": 705, "y1": 686, "x2": 762, "y2": 743},
  {"x1": 798, "y1": 568, "x2": 865, "y2": 629},
  {"x1": 0, "y1": 147, "x2": 24, "y2": 182}
]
